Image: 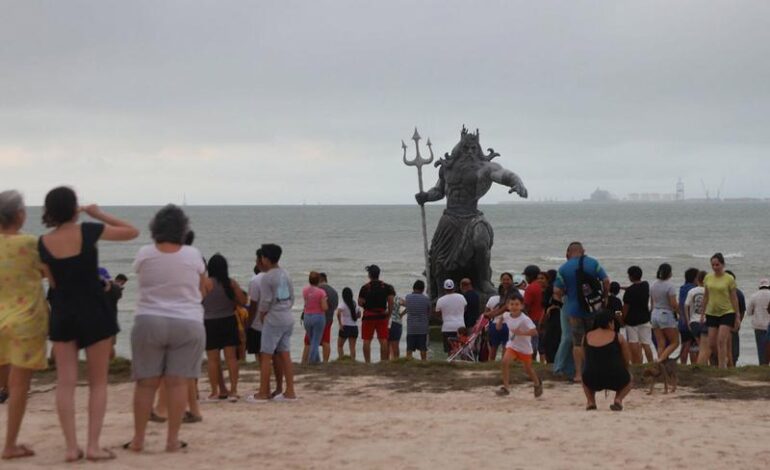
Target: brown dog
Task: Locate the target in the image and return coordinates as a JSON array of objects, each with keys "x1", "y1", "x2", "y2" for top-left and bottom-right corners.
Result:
[{"x1": 643, "y1": 359, "x2": 678, "y2": 394}]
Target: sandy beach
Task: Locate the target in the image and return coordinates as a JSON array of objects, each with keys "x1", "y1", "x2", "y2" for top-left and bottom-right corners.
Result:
[{"x1": 2, "y1": 361, "x2": 769, "y2": 469}]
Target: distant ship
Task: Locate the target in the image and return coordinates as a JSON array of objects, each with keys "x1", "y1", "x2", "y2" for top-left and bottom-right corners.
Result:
[{"x1": 584, "y1": 187, "x2": 618, "y2": 202}]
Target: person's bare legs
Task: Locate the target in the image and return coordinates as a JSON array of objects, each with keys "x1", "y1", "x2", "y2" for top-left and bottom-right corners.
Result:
[
  {"x1": 322, "y1": 342, "x2": 331, "y2": 363},
  {"x1": 348, "y1": 338, "x2": 357, "y2": 361},
  {"x1": 378, "y1": 339, "x2": 388, "y2": 362},
  {"x1": 500, "y1": 353, "x2": 512, "y2": 389},
  {"x1": 222, "y1": 346, "x2": 239, "y2": 398},
  {"x1": 614, "y1": 380, "x2": 633, "y2": 405},
  {"x1": 301, "y1": 344, "x2": 309, "y2": 365},
  {"x1": 653, "y1": 328, "x2": 665, "y2": 359},
  {"x1": 128, "y1": 376, "x2": 161, "y2": 451},
  {"x1": 256, "y1": 353, "x2": 272, "y2": 399},
  {"x1": 628, "y1": 342, "x2": 642, "y2": 364},
  {"x1": 717, "y1": 325, "x2": 731, "y2": 369},
  {"x1": 53, "y1": 341, "x2": 81, "y2": 461},
  {"x1": 2, "y1": 366, "x2": 35, "y2": 459},
  {"x1": 0, "y1": 364, "x2": 9, "y2": 392},
  {"x1": 389, "y1": 341, "x2": 400, "y2": 360},
  {"x1": 680, "y1": 339, "x2": 691, "y2": 365},
  {"x1": 572, "y1": 346, "x2": 584, "y2": 383},
  {"x1": 84, "y1": 338, "x2": 113, "y2": 460},
  {"x1": 362, "y1": 340, "x2": 372, "y2": 363},
  {"x1": 337, "y1": 337, "x2": 345, "y2": 359},
  {"x1": 488, "y1": 345, "x2": 498, "y2": 362},
  {"x1": 642, "y1": 344, "x2": 655, "y2": 363},
  {"x1": 205, "y1": 350, "x2": 221, "y2": 398},
  {"x1": 154, "y1": 381, "x2": 168, "y2": 418},
  {"x1": 272, "y1": 357, "x2": 283, "y2": 396},
  {"x1": 164, "y1": 376, "x2": 188, "y2": 452},
  {"x1": 658, "y1": 328, "x2": 680, "y2": 362},
  {"x1": 522, "y1": 361, "x2": 541, "y2": 386},
  {"x1": 276, "y1": 352, "x2": 296, "y2": 398},
  {"x1": 697, "y1": 334, "x2": 712, "y2": 365},
  {"x1": 582, "y1": 384, "x2": 596, "y2": 408},
  {"x1": 187, "y1": 379, "x2": 201, "y2": 418},
  {"x1": 420, "y1": 350, "x2": 427, "y2": 361}
]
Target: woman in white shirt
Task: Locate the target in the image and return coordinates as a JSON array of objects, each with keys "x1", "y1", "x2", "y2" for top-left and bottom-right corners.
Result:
[
  {"x1": 336, "y1": 288, "x2": 360, "y2": 361},
  {"x1": 124, "y1": 205, "x2": 208, "y2": 453}
]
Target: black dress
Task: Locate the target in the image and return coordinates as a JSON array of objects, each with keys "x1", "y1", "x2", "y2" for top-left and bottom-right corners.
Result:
[
  {"x1": 39, "y1": 222, "x2": 118, "y2": 348},
  {"x1": 582, "y1": 332, "x2": 631, "y2": 392}
]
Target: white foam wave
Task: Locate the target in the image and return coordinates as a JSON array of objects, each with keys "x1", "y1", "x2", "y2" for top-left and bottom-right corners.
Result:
[{"x1": 691, "y1": 252, "x2": 744, "y2": 259}]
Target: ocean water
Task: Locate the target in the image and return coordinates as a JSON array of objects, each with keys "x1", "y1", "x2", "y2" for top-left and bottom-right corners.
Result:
[{"x1": 23, "y1": 202, "x2": 770, "y2": 364}]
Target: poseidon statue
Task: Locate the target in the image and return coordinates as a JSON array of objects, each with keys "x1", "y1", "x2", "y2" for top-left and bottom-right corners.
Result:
[{"x1": 416, "y1": 127, "x2": 528, "y2": 299}]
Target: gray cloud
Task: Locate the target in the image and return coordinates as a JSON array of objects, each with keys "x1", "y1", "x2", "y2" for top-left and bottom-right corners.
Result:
[{"x1": 2, "y1": 0, "x2": 769, "y2": 204}]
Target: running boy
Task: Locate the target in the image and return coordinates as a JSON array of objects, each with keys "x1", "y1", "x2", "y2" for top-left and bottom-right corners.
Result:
[{"x1": 495, "y1": 296, "x2": 543, "y2": 397}]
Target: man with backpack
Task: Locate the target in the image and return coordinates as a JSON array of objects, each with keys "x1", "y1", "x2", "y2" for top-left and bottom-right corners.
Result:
[{"x1": 550, "y1": 242, "x2": 610, "y2": 383}]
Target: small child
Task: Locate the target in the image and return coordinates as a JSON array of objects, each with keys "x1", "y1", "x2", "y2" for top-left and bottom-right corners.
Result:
[
  {"x1": 495, "y1": 296, "x2": 543, "y2": 397},
  {"x1": 457, "y1": 326, "x2": 470, "y2": 344}
]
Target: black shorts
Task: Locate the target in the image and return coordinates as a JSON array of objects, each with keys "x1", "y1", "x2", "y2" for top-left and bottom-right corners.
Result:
[
  {"x1": 406, "y1": 334, "x2": 427, "y2": 352},
  {"x1": 204, "y1": 315, "x2": 240, "y2": 351},
  {"x1": 680, "y1": 328, "x2": 695, "y2": 343},
  {"x1": 705, "y1": 313, "x2": 736, "y2": 328},
  {"x1": 338, "y1": 325, "x2": 359, "y2": 339},
  {"x1": 388, "y1": 322, "x2": 403, "y2": 342},
  {"x1": 246, "y1": 329, "x2": 261, "y2": 354},
  {"x1": 49, "y1": 303, "x2": 119, "y2": 349}
]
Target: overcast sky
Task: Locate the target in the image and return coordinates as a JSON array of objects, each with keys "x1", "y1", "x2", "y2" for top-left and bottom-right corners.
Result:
[{"x1": 2, "y1": 1, "x2": 769, "y2": 205}]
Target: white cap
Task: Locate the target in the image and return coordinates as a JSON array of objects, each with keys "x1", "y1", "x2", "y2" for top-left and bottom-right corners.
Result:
[
  {"x1": 759, "y1": 278, "x2": 770, "y2": 288},
  {"x1": 443, "y1": 279, "x2": 455, "y2": 290},
  {"x1": 513, "y1": 274, "x2": 526, "y2": 286}
]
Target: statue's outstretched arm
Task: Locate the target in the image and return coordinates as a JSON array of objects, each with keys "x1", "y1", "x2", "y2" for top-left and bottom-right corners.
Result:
[
  {"x1": 488, "y1": 162, "x2": 528, "y2": 199},
  {"x1": 415, "y1": 167, "x2": 445, "y2": 205}
]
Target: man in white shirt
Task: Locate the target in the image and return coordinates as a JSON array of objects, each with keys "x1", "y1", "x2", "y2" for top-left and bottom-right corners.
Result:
[
  {"x1": 746, "y1": 278, "x2": 770, "y2": 365},
  {"x1": 435, "y1": 279, "x2": 467, "y2": 353}
]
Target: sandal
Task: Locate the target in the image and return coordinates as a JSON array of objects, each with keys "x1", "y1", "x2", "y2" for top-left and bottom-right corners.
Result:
[
  {"x1": 149, "y1": 411, "x2": 167, "y2": 423},
  {"x1": 495, "y1": 386, "x2": 510, "y2": 397},
  {"x1": 1, "y1": 444, "x2": 35, "y2": 460},
  {"x1": 610, "y1": 402, "x2": 624, "y2": 412},
  {"x1": 182, "y1": 411, "x2": 203, "y2": 423},
  {"x1": 586, "y1": 404, "x2": 597, "y2": 411},
  {"x1": 86, "y1": 448, "x2": 116, "y2": 462}
]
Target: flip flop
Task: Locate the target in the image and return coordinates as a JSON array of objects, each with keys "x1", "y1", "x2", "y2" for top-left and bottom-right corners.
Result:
[
  {"x1": 227, "y1": 395, "x2": 240, "y2": 403},
  {"x1": 65, "y1": 449, "x2": 84, "y2": 463},
  {"x1": 495, "y1": 387, "x2": 510, "y2": 397},
  {"x1": 122, "y1": 441, "x2": 142, "y2": 452},
  {"x1": 272, "y1": 393, "x2": 298, "y2": 402},
  {"x1": 270, "y1": 390, "x2": 283, "y2": 398},
  {"x1": 149, "y1": 411, "x2": 167, "y2": 423},
  {"x1": 182, "y1": 411, "x2": 203, "y2": 423},
  {"x1": 245, "y1": 394, "x2": 270, "y2": 404},
  {"x1": 86, "y1": 448, "x2": 116, "y2": 461},
  {"x1": 167, "y1": 441, "x2": 188, "y2": 452},
  {"x1": 586, "y1": 404, "x2": 597, "y2": 411},
  {"x1": 1, "y1": 445, "x2": 35, "y2": 460},
  {"x1": 610, "y1": 403, "x2": 624, "y2": 412}
]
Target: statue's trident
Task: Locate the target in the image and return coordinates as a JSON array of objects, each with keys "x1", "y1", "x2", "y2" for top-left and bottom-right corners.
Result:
[{"x1": 402, "y1": 127, "x2": 434, "y2": 298}]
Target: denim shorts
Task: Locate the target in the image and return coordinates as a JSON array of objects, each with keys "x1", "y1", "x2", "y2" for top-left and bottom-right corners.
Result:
[
  {"x1": 651, "y1": 310, "x2": 678, "y2": 329},
  {"x1": 261, "y1": 322, "x2": 293, "y2": 354}
]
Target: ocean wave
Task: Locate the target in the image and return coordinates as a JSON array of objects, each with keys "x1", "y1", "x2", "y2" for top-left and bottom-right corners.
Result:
[{"x1": 691, "y1": 252, "x2": 744, "y2": 259}]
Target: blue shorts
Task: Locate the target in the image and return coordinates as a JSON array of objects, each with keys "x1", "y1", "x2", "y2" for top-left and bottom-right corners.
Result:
[
  {"x1": 488, "y1": 322, "x2": 508, "y2": 347},
  {"x1": 651, "y1": 310, "x2": 678, "y2": 329},
  {"x1": 261, "y1": 322, "x2": 293, "y2": 354}
]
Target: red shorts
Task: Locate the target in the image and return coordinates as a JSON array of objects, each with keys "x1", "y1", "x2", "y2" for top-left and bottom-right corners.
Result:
[
  {"x1": 304, "y1": 320, "x2": 333, "y2": 345},
  {"x1": 503, "y1": 347, "x2": 533, "y2": 364},
  {"x1": 361, "y1": 318, "x2": 389, "y2": 341}
]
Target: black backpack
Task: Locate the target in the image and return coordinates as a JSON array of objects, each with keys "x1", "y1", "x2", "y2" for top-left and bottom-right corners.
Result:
[{"x1": 577, "y1": 256, "x2": 604, "y2": 313}]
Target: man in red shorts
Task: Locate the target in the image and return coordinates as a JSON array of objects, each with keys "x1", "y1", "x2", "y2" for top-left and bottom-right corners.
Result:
[{"x1": 358, "y1": 265, "x2": 395, "y2": 363}]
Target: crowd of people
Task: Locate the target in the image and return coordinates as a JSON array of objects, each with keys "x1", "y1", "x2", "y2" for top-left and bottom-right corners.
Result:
[{"x1": 1, "y1": 187, "x2": 769, "y2": 462}]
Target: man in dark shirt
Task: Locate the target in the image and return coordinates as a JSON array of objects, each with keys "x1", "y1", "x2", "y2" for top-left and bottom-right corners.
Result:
[
  {"x1": 319, "y1": 273, "x2": 339, "y2": 363},
  {"x1": 622, "y1": 266, "x2": 653, "y2": 364},
  {"x1": 358, "y1": 265, "x2": 395, "y2": 363},
  {"x1": 460, "y1": 278, "x2": 481, "y2": 329},
  {"x1": 102, "y1": 272, "x2": 127, "y2": 360}
]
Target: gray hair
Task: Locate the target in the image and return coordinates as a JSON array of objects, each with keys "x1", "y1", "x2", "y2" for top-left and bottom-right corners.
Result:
[
  {"x1": 0, "y1": 190, "x2": 24, "y2": 229},
  {"x1": 149, "y1": 204, "x2": 189, "y2": 244}
]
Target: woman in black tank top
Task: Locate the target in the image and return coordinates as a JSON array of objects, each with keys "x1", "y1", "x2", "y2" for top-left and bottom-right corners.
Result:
[{"x1": 582, "y1": 311, "x2": 633, "y2": 411}]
